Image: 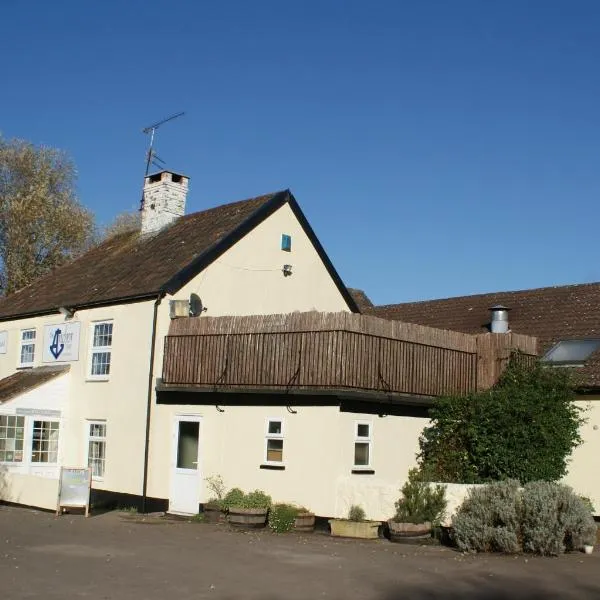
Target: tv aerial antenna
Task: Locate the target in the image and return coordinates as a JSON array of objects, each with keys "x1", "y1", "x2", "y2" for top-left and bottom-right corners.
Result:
[{"x1": 140, "y1": 111, "x2": 185, "y2": 209}]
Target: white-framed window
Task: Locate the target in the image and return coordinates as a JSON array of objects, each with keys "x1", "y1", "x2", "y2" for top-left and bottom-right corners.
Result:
[
  {"x1": 0, "y1": 415, "x2": 25, "y2": 463},
  {"x1": 19, "y1": 329, "x2": 36, "y2": 367},
  {"x1": 87, "y1": 421, "x2": 107, "y2": 479},
  {"x1": 31, "y1": 420, "x2": 59, "y2": 464},
  {"x1": 89, "y1": 321, "x2": 113, "y2": 378},
  {"x1": 353, "y1": 421, "x2": 372, "y2": 468},
  {"x1": 264, "y1": 418, "x2": 284, "y2": 464}
]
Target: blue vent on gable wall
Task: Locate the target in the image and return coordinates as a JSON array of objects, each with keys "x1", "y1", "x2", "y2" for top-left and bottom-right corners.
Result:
[{"x1": 281, "y1": 234, "x2": 292, "y2": 252}]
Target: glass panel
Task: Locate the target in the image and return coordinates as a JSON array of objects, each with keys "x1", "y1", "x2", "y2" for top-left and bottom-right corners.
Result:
[
  {"x1": 31, "y1": 421, "x2": 59, "y2": 463},
  {"x1": 266, "y1": 439, "x2": 283, "y2": 462},
  {"x1": 268, "y1": 421, "x2": 282, "y2": 435},
  {"x1": 0, "y1": 416, "x2": 25, "y2": 463},
  {"x1": 177, "y1": 421, "x2": 199, "y2": 469},
  {"x1": 91, "y1": 352, "x2": 111, "y2": 376},
  {"x1": 357, "y1": 424, "x2": 370, "y2": 438},
  {"x1": 20, "y1": 344, "x2": 35, "y2": 364},
  {"x1": 93, "y1": 323, "x2": 113, "y2": 348},
  {"x1": 354, "y1": 442, "x2": 370, "y2": 466},
  {"x1": 543, "y1": 339, "x2": 600, "y2": 364}
]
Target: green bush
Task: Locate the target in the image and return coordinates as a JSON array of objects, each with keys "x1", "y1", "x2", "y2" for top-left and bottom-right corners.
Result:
[
  {"x1": 419, "y1": 356, "x2": 584, "y2": 484},
  {"x1": 521, "y1": 482, "x2": 597, "y2": 555},
  {"x1": 348, "y1": 505, "x2": 366, "y2": 522},
  {"x1": 453, "y1": 480, "x2": 598, "y2": 555},
  {"x1": 394, "y1": 468, "x2": 447, "y2": 525},
  {"x1": 243, "y1": 490, "x2": 272, "y2": 509},
  {"x1": 452, "y1": 480, "x2": 521, "y2": 553},
  {"x1": 222, "y1": 488, "x2": 245, "y2": 510},
  {"x1": 268, "y1": 503, "x2": 298, "y2": 533}
]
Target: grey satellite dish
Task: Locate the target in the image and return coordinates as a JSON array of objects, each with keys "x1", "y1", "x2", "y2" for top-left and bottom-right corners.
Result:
[{"x1": 189, "y1": 293, "x2": 205, "y2": 317}]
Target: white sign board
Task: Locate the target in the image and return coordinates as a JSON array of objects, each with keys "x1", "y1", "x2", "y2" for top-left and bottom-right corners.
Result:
[
  {"x1": 42, "y1": 322, "x2": 81, "y2": 363},
  {"x1": 0, "y1": 331, "x2": 7, "y2": 355},
  {"x1": 56, "y1": 467, "x2": 91, "y2": 517}
]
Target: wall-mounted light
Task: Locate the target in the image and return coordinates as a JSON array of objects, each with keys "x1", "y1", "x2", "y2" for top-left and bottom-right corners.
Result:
[
  {"x1": 58, "y1": 306, "x2": 75, "y2": 319},
  {"x1": 283, "y1": 264, "x2": 293, "y2": 277}
]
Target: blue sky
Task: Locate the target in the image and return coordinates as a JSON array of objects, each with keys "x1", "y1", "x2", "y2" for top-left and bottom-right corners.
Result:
[{"x1": 2, "y1": 1, "x2": 600, "y2": 304}]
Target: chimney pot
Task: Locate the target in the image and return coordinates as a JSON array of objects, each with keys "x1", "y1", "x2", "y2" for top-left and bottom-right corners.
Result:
[{"x1": 489, "y1": 305, "x2": 510, "y2": 334}]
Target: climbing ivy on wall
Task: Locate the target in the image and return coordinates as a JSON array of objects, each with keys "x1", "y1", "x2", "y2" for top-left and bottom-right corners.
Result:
[{"x1": 418, "y1": 355, "x2": 585, "y2": 484}]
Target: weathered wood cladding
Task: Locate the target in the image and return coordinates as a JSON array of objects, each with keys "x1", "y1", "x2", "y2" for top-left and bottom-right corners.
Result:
[{"x1": 163, "y1": 312, "x2": 537, "y2": 398}]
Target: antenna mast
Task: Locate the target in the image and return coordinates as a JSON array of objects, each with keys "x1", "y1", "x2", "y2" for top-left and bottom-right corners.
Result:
[{"x1": 140, "y1": 111, "x2": 185, "y2": 209}]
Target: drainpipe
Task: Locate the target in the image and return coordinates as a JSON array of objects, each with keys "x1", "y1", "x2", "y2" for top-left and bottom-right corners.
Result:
[{"x1": 141, "y1": 293, "x2": 164, "y2": 513}]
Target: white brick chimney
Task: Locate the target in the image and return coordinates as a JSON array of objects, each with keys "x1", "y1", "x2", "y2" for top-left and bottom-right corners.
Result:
[{"x1": 141, "y1": 170, "x2": 189, "y2": 235}]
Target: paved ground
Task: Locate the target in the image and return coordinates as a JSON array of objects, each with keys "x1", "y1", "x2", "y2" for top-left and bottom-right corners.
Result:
[{"x1": 0, "y1": 506, "x2": 599, "y2": 600}]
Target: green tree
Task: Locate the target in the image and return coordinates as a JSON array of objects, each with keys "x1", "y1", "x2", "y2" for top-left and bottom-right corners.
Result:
[
  {"x1": 419, "y1": 356, "x2": 585, "y2": 484},
  {"x1": 0, "y1": 136, "x2": 95, "y2": 295}
]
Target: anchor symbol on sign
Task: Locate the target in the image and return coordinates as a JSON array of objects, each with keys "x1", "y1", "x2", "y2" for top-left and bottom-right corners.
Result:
[{"x1": 50, "y1": 329, "x2": 64, "y2": 360}]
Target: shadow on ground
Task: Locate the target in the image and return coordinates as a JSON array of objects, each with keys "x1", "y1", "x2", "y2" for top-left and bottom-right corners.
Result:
[{"x1": 379, "y1": 575, "x2": 599, "y2": 600}]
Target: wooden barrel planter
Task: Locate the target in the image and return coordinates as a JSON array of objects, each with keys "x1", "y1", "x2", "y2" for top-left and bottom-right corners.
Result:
[
  {"x1": 228, "y1": 507, "x2": 268, "y2": 528},
  {"x1": 294, "y1": 512, "x2": 316, "y2": 533},
  {"x1": 387, "y1": 520, "x2": 432, "y2": 543},
  {"x1": 202, "y1": 502, "x2": 226, "y2": 524}
]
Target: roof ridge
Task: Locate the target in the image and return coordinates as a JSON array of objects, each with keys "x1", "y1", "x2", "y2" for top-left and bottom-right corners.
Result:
[
  {"x1": 376, "y1": 281, "x2": 600, "y2": 308},
  {"x1": 178, "y1": 190, "x2": 287, "y2": 222}
]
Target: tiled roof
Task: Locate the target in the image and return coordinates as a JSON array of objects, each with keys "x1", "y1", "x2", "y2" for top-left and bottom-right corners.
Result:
[
  {"x1": 348, "y1": 288, "x2": 373, "y2": 312},
  {"x1": 370, "y1": 282, "x2": 600, "y2": 390},
  {"x1": 0, "y1": 189, "x2": 359, "y2": 319},
  {"x1": 0, "y1": 192, "x2": 274, "y2": 319},
  {"x1": 0, "y1": 365, "x2": 70, "y2": 403}
]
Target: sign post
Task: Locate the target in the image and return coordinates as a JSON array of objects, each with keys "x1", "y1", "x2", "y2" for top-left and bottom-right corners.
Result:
[{"x1": 56, "y1": 467, "x2": 92, "y2": 517}]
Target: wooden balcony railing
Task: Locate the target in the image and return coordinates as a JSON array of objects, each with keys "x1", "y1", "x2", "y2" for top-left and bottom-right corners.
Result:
[{"x1": 161, "y1": 312, "x2": 537, "y2": 399}]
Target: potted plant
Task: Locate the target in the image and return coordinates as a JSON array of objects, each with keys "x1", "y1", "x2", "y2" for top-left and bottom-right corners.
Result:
[
  {"x1": 329, "y1": 504, "x2": 380, "y2": 539},
  {"x1": 225, "y1": 489, "x2": 272, "y2": 528},
  {"x1": 294, "y1": 507, "x2": 316, "y2": 533},
  {"x1": 388, "y1": 468, "x2": 447, "y2": 543},
  {"x1": 268, "y1": 503, "x2": 299, "y2": 533},
  {"x1": 203, "y1": 475, "x2": 228, "y2": 523}
]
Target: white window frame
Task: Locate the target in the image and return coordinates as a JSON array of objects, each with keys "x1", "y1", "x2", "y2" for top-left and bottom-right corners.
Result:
[
  {"x1": 88, "y1": 320, "x2": 113, "y2": 380},
  {"x1": 18, "y1": 328, "x2": 36, "y2": 368},
  {"x1": 86, "y1": 420, "x2": 107, "y2": 480},
  {"x1": 30, "y1": 419, "x2": 60, "y2": 465},
  {"x1": 0, "y1": 414, "x2": 26, "y2": 464},
  {"x1": 353, "y1": 421, "x2": 372, "y2": 469},
  {"x1": 264, "y1": 418, "x2": 285, "y2": 465}
]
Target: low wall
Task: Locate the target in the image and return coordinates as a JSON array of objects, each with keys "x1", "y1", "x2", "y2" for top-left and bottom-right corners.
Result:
[
  {"x1": 0, "y1": 470, "x2": 59, "y2": 511},
  {"x1": 430, "y1": 482, "x2": 483, "y2": 527}
]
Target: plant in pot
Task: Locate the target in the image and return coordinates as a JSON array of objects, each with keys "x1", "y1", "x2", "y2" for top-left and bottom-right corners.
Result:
[
  {"x1": 268, "y1": 503, "x2": 299, "y2": 533},
  {"x1": 294, "y1": 506, "x2": 316, "y2": 533},
  {"x1": 225, "y1": 489, "x2": 272, "y2": 529},
  {"x1": 329, "y1": 504, "x2": 380, "y2": 539},
  {"x1": 388, "y1": 468, "x2": 447, "y2": 543},
  {"x1": 203, "y1": 475, "x2": 228, "y2": 523}
]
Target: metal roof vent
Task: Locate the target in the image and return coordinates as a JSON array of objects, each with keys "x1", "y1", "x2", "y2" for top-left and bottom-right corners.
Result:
[{"x1": 489, "y1": 305, "x2": 510, "y2": 333}]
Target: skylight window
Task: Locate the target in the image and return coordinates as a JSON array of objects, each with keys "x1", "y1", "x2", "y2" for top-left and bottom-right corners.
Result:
[{"x1": 542, "y1": 339, "x2": 600, "y2": 366}]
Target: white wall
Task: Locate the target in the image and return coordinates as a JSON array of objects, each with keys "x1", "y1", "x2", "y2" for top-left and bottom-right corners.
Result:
[
  {"x1": 0, "y1": 300, "x2": 156, "y2": 502},
  {"x1": 563, "y1": 399, "x2": 600, "y2": 514},
  {"x1": 147, "y1": 403, "x2": 425, "y2": 520}
]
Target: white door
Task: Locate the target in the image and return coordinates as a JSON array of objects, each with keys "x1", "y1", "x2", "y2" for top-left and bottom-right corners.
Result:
[{"x1": 169, "y1": 416, "x2": 202, "y2": 515}]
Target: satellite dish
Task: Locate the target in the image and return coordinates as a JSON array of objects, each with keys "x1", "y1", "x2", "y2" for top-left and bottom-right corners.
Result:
[{"x1": 189, "y1": 293, "x2": 205, "y2": 317}]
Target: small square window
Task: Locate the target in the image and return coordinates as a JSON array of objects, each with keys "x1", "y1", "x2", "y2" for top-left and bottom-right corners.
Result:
[
  {"x1": 353, "y1": 422, "x2": 372, "y2": 468},
  {"x1": 281, "y1": 234, "x2": 292, "y2": 252},
  {"x1": 357, "y1": 424, "x2": 370, "y2": 438},
  {"x1": 265, "y1": 419, "x2": 284, "y2": 464}
]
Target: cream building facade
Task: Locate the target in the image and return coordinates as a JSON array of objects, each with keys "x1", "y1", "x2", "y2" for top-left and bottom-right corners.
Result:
[{"x1": 0, "y1": 172, "x2": 370, "y2": 515}]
